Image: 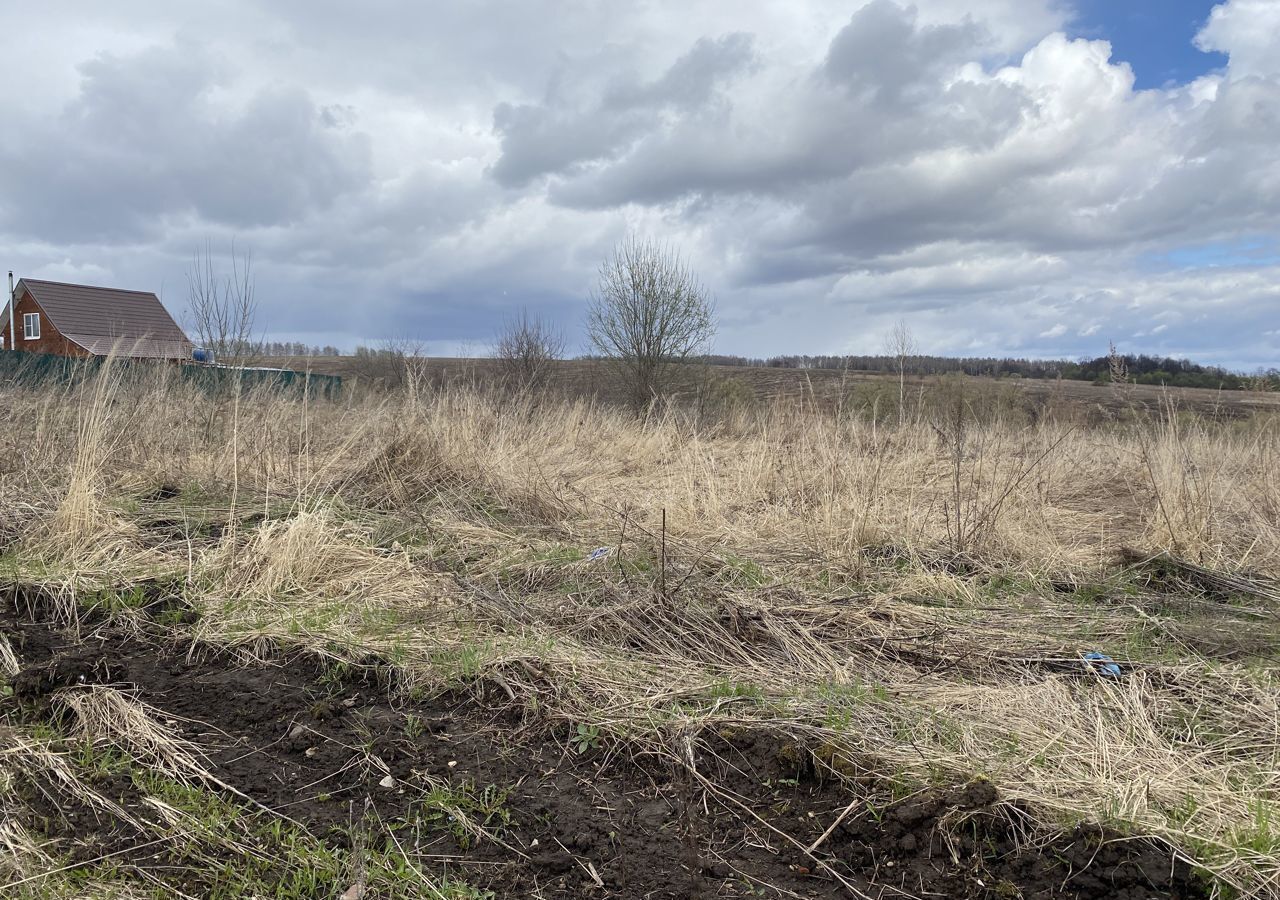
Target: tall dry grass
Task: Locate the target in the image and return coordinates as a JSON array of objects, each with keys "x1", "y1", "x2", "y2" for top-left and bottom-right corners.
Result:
[
  {"x1": 4, "y1": 361, "x2": 1274, "y2": 576},
  {"x1": 2, "y1": 362, "x2": 1280, "y2": 892}
]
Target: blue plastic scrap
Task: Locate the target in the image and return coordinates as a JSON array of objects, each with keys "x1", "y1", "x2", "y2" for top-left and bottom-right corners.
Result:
[
  {"x1": 1083, "y1": 651, "x2": 1122, "y2": 678},
  {"x1": 588, "y1": 547, "x2": 611, "y2": 561}
]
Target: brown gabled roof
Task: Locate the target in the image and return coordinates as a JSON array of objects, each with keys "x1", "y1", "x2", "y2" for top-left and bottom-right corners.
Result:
[{"x1": 15, "y1": 278, "x2": 192, "y2": 359}]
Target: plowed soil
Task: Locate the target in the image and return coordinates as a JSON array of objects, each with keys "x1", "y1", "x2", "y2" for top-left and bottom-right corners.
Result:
[{"x1": 1, "y1": 598, "x2": 1208, "y2": 899}]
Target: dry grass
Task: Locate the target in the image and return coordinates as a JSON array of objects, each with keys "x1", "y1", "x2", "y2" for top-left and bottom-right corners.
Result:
[{"x1": 2, "y1": 360, "x2": 1280, "y2": 894}]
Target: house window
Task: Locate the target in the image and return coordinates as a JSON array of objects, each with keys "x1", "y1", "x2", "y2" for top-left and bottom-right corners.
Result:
[{"x1": 22, "y1": 312, "x2": 40, "y2": 341}]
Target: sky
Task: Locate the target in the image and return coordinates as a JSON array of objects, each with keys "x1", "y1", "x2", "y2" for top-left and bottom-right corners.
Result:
[{"x1": 1, "y1": 1, "x2": 1278, "y2": 369}]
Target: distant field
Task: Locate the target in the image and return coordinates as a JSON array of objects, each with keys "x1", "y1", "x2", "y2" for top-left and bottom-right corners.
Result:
[{"x1": 264, "y1": 354, "x2": 1280, "y2": 421}]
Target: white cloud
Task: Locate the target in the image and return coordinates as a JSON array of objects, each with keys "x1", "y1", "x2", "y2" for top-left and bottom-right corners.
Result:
[{"x1": 1196, "y1": 0, "x2": 1280, "y2": 77}]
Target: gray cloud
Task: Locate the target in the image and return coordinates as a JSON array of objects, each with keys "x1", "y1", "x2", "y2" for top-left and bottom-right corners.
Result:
[
  {"x1": 822, "y1": 0, "x2": 990, "y2": 103},
  {"x1": 0, "y1": 0, "x2": 1277, "y2": 369},
  {"x1": 0, "y1": 40, "x2": 372, "y2": 243},
  {"x1": 491, "y1": 33, "x2": 757, "y2": 188}
]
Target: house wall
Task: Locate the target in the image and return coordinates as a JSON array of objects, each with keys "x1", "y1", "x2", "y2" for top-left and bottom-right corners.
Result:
[{"x1": 0, "y1": 289, "x2": 90, "y2": 357}]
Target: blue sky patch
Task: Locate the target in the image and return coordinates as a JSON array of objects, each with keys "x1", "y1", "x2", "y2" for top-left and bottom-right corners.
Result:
[
  {"x1": 1147, "y1": 237, "x2": 1280, "y2": 270},
  {"x1": 1068, "y1": 1, "x2": 1228, "y2": 88}
]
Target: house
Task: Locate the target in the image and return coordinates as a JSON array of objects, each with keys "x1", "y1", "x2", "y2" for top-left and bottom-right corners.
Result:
[{"x1": 1, "y1": 278, "x2": 192, "y2": 360}]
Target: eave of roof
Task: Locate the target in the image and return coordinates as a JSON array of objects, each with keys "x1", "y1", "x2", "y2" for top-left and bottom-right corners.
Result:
[{"x1": 61, "y1": 334, "x2": 192, "y2": 359}]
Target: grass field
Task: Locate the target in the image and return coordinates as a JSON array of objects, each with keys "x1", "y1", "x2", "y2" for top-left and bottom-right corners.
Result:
[
  {"x1": 269, "y1": 354, "x2": 1280, "y2": 422},
  {"x1": 2, "y1": 359, "x2": 1279, "y2": 898}
]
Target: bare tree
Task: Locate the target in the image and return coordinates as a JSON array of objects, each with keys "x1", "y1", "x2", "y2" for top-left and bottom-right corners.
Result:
[
  {"x1": 491, "y1": 309, "x2": 565, "y2": 393},
  {"x1": 348, "y1": 337, "x2": 428, "y2": 391},
  {"x1": 586, "y1": 237, "x2": 716, "y2": 413},
  {"x1": 186, "y1": 242, "x2": 260, "y2": 365},
  {"x1": 883, "y1": 319, "x2": 918, "y2": 426}
]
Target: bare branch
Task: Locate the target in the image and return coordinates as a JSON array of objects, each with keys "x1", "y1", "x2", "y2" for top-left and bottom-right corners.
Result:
[
  {"x1": 883, "y1": 319, "x2": 918, "y2": 426},
  {"x1": 491, "y1": 309, "x2": 565, "y2": 393},
  {"x1": 586, "y1": 236, "x2": 716, "y2": 413},
  {"x1": 348, "y1": 337, "x2": 428, "y2": 390},
  {"x1": 185, "y1": 241, "x2": 261, "y2": 366}
]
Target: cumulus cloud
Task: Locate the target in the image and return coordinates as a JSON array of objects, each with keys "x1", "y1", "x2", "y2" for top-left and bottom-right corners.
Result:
[
  {"x1": 491, "y1": 33, "x2": 758, "y2": 189},
  {"x1": 0, "y1": 40, "x2": 372, "y2": 244},
  {"x1": 0, "y1": 0, "x2": 1276, "y2": 367},
  {"x1": 1196, "y1": 0, "x2": 1280, "y2": 77}
]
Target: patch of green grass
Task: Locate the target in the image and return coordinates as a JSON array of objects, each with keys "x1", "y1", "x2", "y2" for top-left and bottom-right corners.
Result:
[
  {"x1": 706, "y1": 677, "x2": 765, "y2": 702},
  {"x1": 813, "y1": 568, "x2": 861, "y2": 592},
  {"x1": 79, "y1": 584, "x2": 152, "y2": 615},
  {"x1": 408, "y1": 778, "x2": 512, "y2": 850},
  {"x1": 153, "y1": 603, "x2": 198, "y2": 627},
  {"x1": 1164, "y1": 793, "x2": 1201, "y2": 830},
  {"x1": 1159, "y1": 702, "x2": 1233, "y2": 748},
  {"x1": 71, "y1": 739, "x2": 133, "y2": 783},
  {"x1": 1232, "y1": 800, "x2": 1280, "y2": 857},
  {"x1": 126, "y1": 771, "x2": 494, "y2": 898},
  {"x1": 718, "y1": 554, "x2": 767, "y2": 587},
  {"x1": 1068, "y1": 573, "x2": 1141, "y2": 607},
  {"x1": 24, "y1": 720, "x2": 61, "y2": 743},
  {"x1": 178, "y1": 482, "x2": 215, "y2": 505},
  {"x1": 807, "y1": 678, "x2": 898, "y2": 733},
  {"x1": 612, "y1": 549, "x2": 655, "y2": 577},
  {"x1": 383, "y1": 640, "x2": 412, "y2": 667},
  {"x1": 1114, "y1": 622, "x2": 1185, "y2": 663},
  {"x1": 812, "y1": 678, "x2": 891, "y2": 706},
  {"x1": 533, "y1": 543, "x2": 586, "y2": 565},
  {"x1": 887, "y1": 769, "x2": 917, "y2": 803},
  {"x1": 404, "y1": 713, "x2": 426, "y2": 740},
  {"x1": 315, "y1": 658, "x2": 354, "y2": 688},
  {"x1": 429, "y1": 642, "x2": 491, "y2": 682},
  {"x1": 490, "y1": 542, "x2": 595, "y2": 592},
  {"x1": 822, "y1": 706, "x2": 853, "y2": 731},
  {"x1": 71, "y1": 576, "x2": 192, "y2": 621},
  {"x1": 459, "y1": 487, "x2": 513, "y2": 524}
]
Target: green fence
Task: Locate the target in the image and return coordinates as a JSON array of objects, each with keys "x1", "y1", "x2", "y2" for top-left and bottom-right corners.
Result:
[{"x1": 0, "y1": 350, "x2": 343, "y2": 398}]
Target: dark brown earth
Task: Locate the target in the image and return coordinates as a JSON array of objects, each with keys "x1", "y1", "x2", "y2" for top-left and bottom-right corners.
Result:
[{"x1": 1, "y1": 594, "x2": 1210, "y2": 899}]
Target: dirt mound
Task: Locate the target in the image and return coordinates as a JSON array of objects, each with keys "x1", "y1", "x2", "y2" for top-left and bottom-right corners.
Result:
[{"x1": 2, "y1": 604, "x2": 1208, "y2": 899}]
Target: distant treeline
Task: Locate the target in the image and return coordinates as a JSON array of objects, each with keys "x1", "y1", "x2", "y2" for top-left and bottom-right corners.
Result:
[
  {"x1": 254, "y1": 341, "x2": 342, "y2": 357},
  {"x1": 702, "y1": 353, "x2": 1279, "y2": 390}
]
